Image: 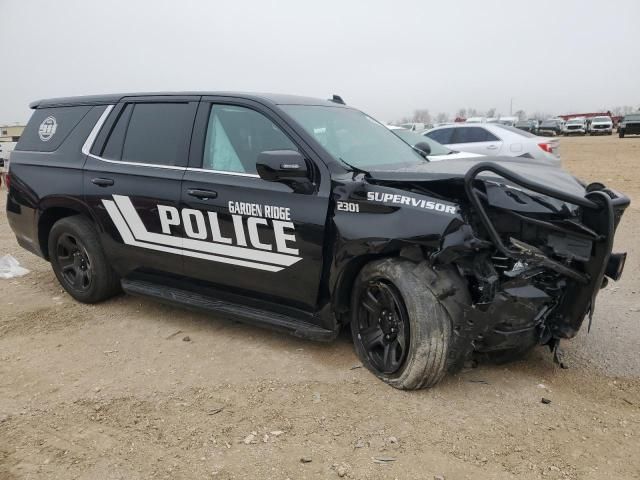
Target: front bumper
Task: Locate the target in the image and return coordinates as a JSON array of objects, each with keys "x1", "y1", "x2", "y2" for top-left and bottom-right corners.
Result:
[
  {"x1": 463, "y1": 162, "x2": 629, "y2": 340},
  {"x1": 590, "y1": 127, "x2": 612, "y2": 134}
]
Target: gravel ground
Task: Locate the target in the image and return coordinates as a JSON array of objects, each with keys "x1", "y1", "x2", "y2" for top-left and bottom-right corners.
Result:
[{"x1": 1, "y1": 135, "x2": 639, "y2": 480}]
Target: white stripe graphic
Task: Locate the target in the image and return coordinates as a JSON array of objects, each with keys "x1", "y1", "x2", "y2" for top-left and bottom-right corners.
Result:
[
  {"x1": 102, "y1": 199, "x2": 293, "y2": 272},
  {"x1": 111, "y1": 195, "x2": 301, "y2": 267}
]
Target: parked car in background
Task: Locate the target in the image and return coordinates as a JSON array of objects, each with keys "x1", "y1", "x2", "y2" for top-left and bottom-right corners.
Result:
[
  {"x1": 496, "y1": 116, "x2": 518, "y2": 127},
  {"x1": 588, "y1": 116, "x2": 613, "y2": 135},
  {"x1": 515, "y1": 119, "x2": 539, "y2": 134},
  {"x1": 539, "y1": 119, "x2": 563, "y2": 136},
  {"x1": 563, "y1": 118, "x2": 587, "y2": 136},
  {"x1": 398, "y1": 122, "x2": 429, "y2": 131},
  {"x1": 618, "y1": 113, "x2": 640, "y2": 138},
  {"x1": 423, "y1": 123, "x2": 560, "y2": 164},
  {"x1": 387, "y1": 126, "x2": 484, "y2": 161}
]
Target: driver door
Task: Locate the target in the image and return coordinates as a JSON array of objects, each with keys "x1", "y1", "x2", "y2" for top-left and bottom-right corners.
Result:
[{"x1": 179, "y1": 98, "x2": 330, "y2": 311}]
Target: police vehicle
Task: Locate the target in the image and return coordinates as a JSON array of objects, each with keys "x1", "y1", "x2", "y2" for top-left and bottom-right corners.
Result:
[{"x1": 6, "y1": 92, "x2": 629, "y2": 389}]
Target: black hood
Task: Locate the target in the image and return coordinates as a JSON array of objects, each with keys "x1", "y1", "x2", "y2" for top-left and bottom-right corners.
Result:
[
  {"x1": 366, "y1": 157, "x2": 587, "y2": 216},
  {"x1": 366, "y1": 156, "x2": 586, "y2": 197}
]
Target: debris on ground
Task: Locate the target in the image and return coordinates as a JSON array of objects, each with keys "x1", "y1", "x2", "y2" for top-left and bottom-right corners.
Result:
[
  {"x1": 0, "y1": 255, "x2": 29, "y2": 279},
  {"x1": 165, "y1": 330, "x2": 182, "y2": 340},
  {"x1": 300, "y1": 456, "x2": 312, "y2": 463},
  {"x1": 182, "y1": 335, "x2": 191, "y2": 342},
  {"x1": 372, "y1": 456, "x2": 396, "y2": 464},
  {"x1": 541, "y1": 398, "x2": 552, "y2": 404}
]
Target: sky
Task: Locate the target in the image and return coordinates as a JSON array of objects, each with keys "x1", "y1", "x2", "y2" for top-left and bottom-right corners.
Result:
[{"x1": 1, "y1": 0, "x2": 639, "y2": 125}]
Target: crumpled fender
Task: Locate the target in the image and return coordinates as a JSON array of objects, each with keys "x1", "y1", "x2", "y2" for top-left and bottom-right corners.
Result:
[{"x1": 326, "y1": 177, "x2": 465, "y2": 315}]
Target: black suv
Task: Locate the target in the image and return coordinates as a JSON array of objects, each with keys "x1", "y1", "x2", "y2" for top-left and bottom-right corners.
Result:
[
  {"x1": 618, "y1": 113, "x2": 640, "y2": 138},
  {"x1": 6, "y1": 92, "x2": 629, "y2": 389}
]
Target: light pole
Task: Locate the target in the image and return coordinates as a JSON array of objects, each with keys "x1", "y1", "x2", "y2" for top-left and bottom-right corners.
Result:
[{"x1": 510, "y1": 97, "x2": 514, "y2": 116}]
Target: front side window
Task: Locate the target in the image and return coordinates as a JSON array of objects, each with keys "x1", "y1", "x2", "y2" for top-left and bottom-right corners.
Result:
[{"x1": 203, "y1": 105, "x2": 297, "y2": 174}]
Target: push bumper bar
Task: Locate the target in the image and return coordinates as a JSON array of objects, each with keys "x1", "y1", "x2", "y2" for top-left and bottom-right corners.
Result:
[{"x1": 464, "y1": 162, "x2": 630, "y2": 337}]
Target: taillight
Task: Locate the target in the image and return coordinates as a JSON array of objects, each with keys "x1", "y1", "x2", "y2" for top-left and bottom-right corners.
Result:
[
  {"x1": 538, "y1": 143, "x2": 553, "y2": 153},
  {"x1": 4, "y1": 170, "x2": 10, "y2": 190}
]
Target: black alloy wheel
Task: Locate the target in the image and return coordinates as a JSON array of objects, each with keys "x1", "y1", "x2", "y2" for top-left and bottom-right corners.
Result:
[
  {"x1": 55, "y1": 233, "x2": 93, "y2": 292},
  {"x1": 355, "y1": 280, "x2": 410, "y2": 375}
]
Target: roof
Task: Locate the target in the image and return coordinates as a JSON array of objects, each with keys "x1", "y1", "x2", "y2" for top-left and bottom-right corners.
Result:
[{"x1": 29, "y1": 92, "x2": 346, "y2": 109}]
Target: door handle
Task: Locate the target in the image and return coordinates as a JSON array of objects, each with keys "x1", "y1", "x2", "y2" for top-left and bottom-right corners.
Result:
[
  {"x1": 187, "y1": 188, "x2": 218, "y2": 200},
  {"x1": 91, "y1": 177, "x2": 115, "y2": 187},
  {"x1": 486, "y1": 145, "x2": 498, "y2": 150}
]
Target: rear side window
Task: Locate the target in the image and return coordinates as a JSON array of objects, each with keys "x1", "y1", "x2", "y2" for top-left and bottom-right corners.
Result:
[
  {"x1": 16, "y1": 106, "x2": 92, "y2": 152},
  {"x1": 98, "y1": 102, "x2": 193, "y2": 166},
  {"x1": 425, "y1": 128, "x2": 454, "y2": 144},
  {"x1": 453, "y1": 127, "x2": 499, "y2": 143}
]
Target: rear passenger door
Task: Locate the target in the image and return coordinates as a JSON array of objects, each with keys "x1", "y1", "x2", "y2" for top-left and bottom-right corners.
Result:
[
  {"x1": 179, "y1": 98, "x2": 330, "y2": 311},
  {"x1": 83, "y1": 97, "x2": 199, "y2": 279},
  {"x1": 450, "y1": 126, "x2": 503, "y2": 155}
]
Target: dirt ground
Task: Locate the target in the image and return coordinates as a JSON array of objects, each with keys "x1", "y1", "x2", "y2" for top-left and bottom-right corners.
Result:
[{"x1": 1, "y1": 135, "x2": 639, "y2": 480}]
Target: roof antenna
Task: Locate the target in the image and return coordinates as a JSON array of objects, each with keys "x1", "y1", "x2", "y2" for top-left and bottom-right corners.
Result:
[{"x1": 329, "y1": 94, "x2": 346, "y2": 105}]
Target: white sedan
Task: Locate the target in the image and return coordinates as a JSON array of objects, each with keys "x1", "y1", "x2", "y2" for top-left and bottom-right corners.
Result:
[
  {"x1": 387, "y1": 126, "x2": 483, "y2": 161},
  {"x1": 423, "y1": 123, "x2": 560, "y2": 165}
]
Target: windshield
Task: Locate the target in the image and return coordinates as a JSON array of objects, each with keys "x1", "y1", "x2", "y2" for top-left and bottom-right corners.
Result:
[
  {"x1": 592, "y1": 116, "x2": 611, "y2": 123},
  {"x1": 515, "y1": 121, "x2": 530, "y2": 127},
  {"x1": 282, "y1": 106, "x2": 424, "y2": 170},
  {"x1": 391, "y1": 129, "x2": 452, "y2": 156},
  {"x1": 567, "y1": 119, "x2": 584, "y2": 125},
  {"x1": 623, "y1": 114, "x2": 640, "y2": 122},
  {"x1": 493, "y1": 124, "x2": 537, "y2": 138},
  {"x1": 541, "y1": 120, "x2": 558, "y2": 127}
]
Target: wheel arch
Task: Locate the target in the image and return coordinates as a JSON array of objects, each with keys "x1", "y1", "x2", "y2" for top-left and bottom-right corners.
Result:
[
  {"x1": 37, "y1": 198, "x2": 95, "y2": 260},
  {"x1": 330, "y1": 247, "x2": 427, "y2": 325}
]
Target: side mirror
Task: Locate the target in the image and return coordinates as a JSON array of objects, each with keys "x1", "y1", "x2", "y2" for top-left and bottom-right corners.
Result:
[
  {"x1": 256, "y1": 150, "x2": 312, "y2": 192},
  {"x1": 414, "y1": 141, "x2": 431, "y2": 156}
]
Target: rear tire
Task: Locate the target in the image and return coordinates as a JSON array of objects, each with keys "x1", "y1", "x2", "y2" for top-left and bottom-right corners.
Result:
[
  {"x1": 619, "y1": 131, "x2": 625, "y2": 138},
  {"x1": 48, "y1": 216, "x2": 120, "y2": 303},
  {"x1": 350, "y1": 258, "x2": 452, "y2": 390}
]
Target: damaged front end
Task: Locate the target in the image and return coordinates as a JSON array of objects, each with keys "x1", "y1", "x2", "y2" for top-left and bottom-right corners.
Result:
[{"x1": 432, "y1": 162, "x2": 629, "y2": 367}]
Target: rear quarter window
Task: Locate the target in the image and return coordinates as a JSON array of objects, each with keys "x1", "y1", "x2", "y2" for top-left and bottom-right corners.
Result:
[{"x1": 16, "y1": 106, "x2": 92, "y2": 152}]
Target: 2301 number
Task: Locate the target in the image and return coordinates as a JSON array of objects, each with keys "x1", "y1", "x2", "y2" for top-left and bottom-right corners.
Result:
[{"x1": 337, "y1": 201, "x2": 360, "y2": 213}]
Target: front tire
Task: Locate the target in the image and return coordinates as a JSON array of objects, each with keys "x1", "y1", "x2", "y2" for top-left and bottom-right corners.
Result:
[
  {"x1": 619, "y1": 131, "x2": 625, "y2": 138},
  {"x1": 350, "y1": 259, "x2": 452, "y2": 390},
  {"x1": 48, "y1": 216, "x2": 120, "y2": 303}
]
